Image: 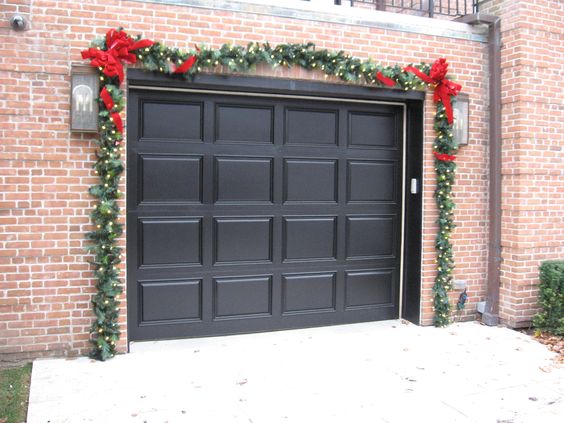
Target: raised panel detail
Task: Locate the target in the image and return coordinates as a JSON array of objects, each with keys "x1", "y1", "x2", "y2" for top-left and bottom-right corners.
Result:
[
  {"x1": 286, "y1": 108, "x2": 337, "y2": 145},
  {"x1": 215, "y1": 157, "x2": 273, "y2": 203},
  {"x1": 349, "y1": 111, "x2": 397, "y2": 148},
  {"x1": 140, "y1": 279, "x2": 202, "y2": 322},
  {"x1": 142, "y1": 102, "x2": 202, "y2": 141},
  {"x1": 214, "y1": 275, "x2": 272, "y2": 318},
  {"x1": 216, "y1": 104, "x2": 273, "y2": 143},
  {"x1": 345, "y1": 270, "x2": 393, "y2": 309},
  {"x1": 140, "y1": 218, "x2": 201, "y2": 266},
  {"x1": 214, "y1": 217, "x2": 272, "y2": 263},
  {"x1": 140, "y1": 155, "x2": 202, "y2": 204},
  {"x1": 346, "y1": 216, "x2": 395, "y2": 259},
  {"x1": 284, "y1": 159, "x2": 337, "y2": 203},
  {"x1": 347, "y1": 160, "x2": 396, "y2": 203},
  {"x1": 282, "y1": 273, "x2": 336, "y2": 314},
  {"x1": 283, "y1": 217, "x2": 336, "y2": 261}
]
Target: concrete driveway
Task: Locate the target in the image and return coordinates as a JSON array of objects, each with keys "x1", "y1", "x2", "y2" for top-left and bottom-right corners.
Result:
[{"x1": 28, "y1": 321, "x2": 563, "y2": 422}]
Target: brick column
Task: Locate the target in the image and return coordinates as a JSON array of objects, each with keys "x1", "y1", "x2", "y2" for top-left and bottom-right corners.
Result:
[{"x1": 481, "y1": 0, "x2": 564, "y2": 327}]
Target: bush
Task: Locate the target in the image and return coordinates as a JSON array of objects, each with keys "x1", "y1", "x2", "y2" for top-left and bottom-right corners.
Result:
[{"x1": 533, "y1": 261, "x2": 564, "y2": 336}]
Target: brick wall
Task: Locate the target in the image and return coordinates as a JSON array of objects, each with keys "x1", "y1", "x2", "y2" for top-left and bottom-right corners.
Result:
[
  {"x1": 0, "y1": 0, "x2": 488, "y2": 359},
  {"x1": 480, "y1": 0, "x2": 564, "y2": 327}
]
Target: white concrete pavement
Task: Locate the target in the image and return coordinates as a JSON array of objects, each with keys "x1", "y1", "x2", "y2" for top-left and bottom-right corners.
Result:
[{"x1": 28, "y1": 321, "x2": 564, "y2": 423}]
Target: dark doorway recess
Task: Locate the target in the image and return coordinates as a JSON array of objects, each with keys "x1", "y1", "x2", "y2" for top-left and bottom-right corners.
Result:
[{"x1": 127, "y1": 71, "x2": 423, "y2": 342}]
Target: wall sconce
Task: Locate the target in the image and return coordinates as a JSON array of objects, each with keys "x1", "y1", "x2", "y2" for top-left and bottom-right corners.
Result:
[
  {"x1": 453, "y1": 93, "x2": 469, "y2": 146},
  {"x1": 71, "y1": 65, "x2": 99, "y2": 132}
]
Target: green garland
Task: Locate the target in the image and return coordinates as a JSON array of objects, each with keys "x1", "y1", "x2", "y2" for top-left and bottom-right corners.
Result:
[
  {"x1": 83, "y1": 30, "x2": 459, "y2": 360},
  {"x1": 86, "y1": 82, "x2": 125, "y2": 360},
  {"x1": 432, "y1": 102, "x2": 457, "y2": 327}
]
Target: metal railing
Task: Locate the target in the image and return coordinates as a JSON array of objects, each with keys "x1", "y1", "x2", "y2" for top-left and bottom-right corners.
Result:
[{"x1": 335, "y1": 0, "x2": 479, "y2": 18}]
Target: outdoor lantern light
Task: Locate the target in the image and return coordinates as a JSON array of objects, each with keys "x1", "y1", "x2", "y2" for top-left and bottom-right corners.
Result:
[
  {"x1": 70, "y1": 65, "x2": 99, "y2": 132},
  {"x1": 453, "y1": 93, "x2": 469, "y2": 146}
]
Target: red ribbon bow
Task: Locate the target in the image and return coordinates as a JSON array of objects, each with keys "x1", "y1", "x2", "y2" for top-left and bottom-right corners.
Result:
[
  {"x1": 433, "y1": 151, "x2": 456, "y2": 162},
  {"x1": 173, "y1": 55, "x2": 197, "y2": 74},
  {"x1": 81, "y1": 29, "x2": 154, "y2": 83},
  {"x1": 376, "y1": 71, "x2": 395, "y2": 87},
  {"x1": 99, "y1": 87, "x2": 123, "y2": 132},
  {"x1": 173, "y1": 45, "x2": 200, "y2": 74},
  {"x1": 404, "y1": 58, "x2": 462, "y2": 124},
  {"x1": 110, "y1": 113, "x2": 123, "y2": 133},
  {"x1": 100, "y1": 87, "x2": 114, "y2": 110}
]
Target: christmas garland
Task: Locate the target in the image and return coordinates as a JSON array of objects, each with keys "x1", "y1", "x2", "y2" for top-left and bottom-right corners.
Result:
[{"x1": 82, "y1": 28, "x2": 461, "y2": 360}]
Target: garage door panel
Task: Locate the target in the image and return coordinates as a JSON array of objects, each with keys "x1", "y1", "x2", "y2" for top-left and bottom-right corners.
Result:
[
  {"x1": 345, "y1": 269, "x2": 395, "y2": 310},
  {"x1": 285, "y1": 108, "x2": 338, "y2": 145},
  {"x1": 214, "y1": 217, "x2": 273, "y2": 264},
  {"x1": 214, "y1": 157, "x2": 273, "y2": 203},
  {"x1": 141, "y1": 101, "x2": 203, "y2": 142},
  {"x1": 215, "y1": 104, "x2": 274, "y2": 144},
  {"x1": 140, "y1": 279, "x2": 202, "y2": 323},
  {"x1": 283, "y1": 216, "x2": 337, "y2": 261},
  {"x1": 282, "y1": 272, "x2": 337, "y2": 314},
  {"x1": 283, "y1": 158, "x2": 338, "y2": 203},
  {"x1": 128, "y1": 89, "x2": 404, "y2": 341},
  {"x1": 346, "y1": 216, "x2": 397, "y2": 260},
  {"x1": 140, "y1": 218, "x2": 202, "y2": 267},
  {"x1": 139, "y1": 154, "x2": 203, "y2": 205},
  {"x1": 348, "y1": 110, "x2": 399, "y2": 149},
  {"x1": 347, "y1": 160, "x2": 398, "y2": 203},
  {"x1": 214, "y1": 275, "x2": 273, "y2": 319}
]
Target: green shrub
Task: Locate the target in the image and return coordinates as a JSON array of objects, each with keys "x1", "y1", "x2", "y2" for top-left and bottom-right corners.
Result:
[{"x1": 533, "y1": 261, "x2": 564, "y2": 336}]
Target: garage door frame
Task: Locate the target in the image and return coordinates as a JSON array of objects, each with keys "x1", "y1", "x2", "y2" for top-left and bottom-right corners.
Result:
[{"x1": 126, "y1": 70, "x2": 424, "y2": 342}]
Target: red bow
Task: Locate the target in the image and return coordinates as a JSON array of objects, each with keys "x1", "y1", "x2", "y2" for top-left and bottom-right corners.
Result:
[
  {"x1": 404, "y1": 58, "x2": 461, "y2": 124},
  {"x1": 110, "y1": 113, "x2": 123, "y2": 133},
  {"x1": 99, "y1": 87, "x2": 123, "y2": 132},
  {"x1": 173, "y1": 55, "x2": 197, "y2": 74},
  {"x1": 433, "y1": 151, "x2": 456, "y2": 162},
  {"x1": 172, "y1": 45, "x2": 200, "y2": 74},
  {"x1": 376, "y1": 71, "x2": 395, "y2": 87},
  {"x1": 100, "y1": 87, "x2": 114, "y2": 110},
  {"x1": 82, "y1": 29, "x2": 153, "y2": 83}
]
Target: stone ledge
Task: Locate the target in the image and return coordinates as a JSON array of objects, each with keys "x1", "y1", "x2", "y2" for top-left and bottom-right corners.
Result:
[{"x1": 132, "y1": 0, "x2": 488, "y2": 43}]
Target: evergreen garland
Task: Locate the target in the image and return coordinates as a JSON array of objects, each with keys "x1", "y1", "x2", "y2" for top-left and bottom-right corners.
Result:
[
  {"x1": 83, "y1": 29, "x2": 460, "y2": 360},
  {"x1": 86, "y1": 82, "x2": 125, "y2": 360},
  {"x1": 432, "y1": 102, "x2": 458, "y2": 327}
]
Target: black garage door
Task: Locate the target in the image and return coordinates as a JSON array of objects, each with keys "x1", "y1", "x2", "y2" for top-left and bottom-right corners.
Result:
[{"x1": 127, "y1": 87, "x2": 405, "y2": 341}]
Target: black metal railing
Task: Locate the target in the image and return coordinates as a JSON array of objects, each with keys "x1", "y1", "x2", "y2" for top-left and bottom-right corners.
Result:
[{"x1": 335, "y1": 0, "x2": 480, "y2": 18}]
